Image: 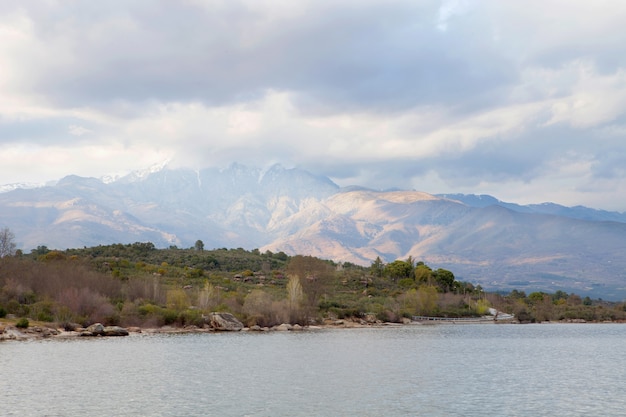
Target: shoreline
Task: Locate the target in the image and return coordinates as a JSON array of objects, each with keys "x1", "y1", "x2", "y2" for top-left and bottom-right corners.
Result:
[
  {"x1": 2, "y1": 316, "x2": 624, "y2": 342},
  {"x1": 0, "y1": 317, "x2": 405, "y2": 341}
]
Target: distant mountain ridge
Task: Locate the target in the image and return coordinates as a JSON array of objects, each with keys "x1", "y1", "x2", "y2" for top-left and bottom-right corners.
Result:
[
  {"x1": 437, "y1": 193, "x2": 626, "y2": 223},
  {"x1": 1, "y1": 163, "x2": 625, "y2": 299}
]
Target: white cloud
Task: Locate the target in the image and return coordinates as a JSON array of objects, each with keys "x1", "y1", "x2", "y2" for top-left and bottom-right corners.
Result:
[
  {"x1": 1, "y1": 1, "x2": 626, "y2": 210},
  {"x1": 542, "y1": 61, "x2": 626, "y2": 128}
]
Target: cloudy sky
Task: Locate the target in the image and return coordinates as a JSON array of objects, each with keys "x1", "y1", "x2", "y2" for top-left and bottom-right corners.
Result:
[{"x1": 2, "y1": 1, "x2": 626, "y2": 211}]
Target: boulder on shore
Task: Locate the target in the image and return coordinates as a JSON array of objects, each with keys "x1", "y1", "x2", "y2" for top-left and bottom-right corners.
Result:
[
  {"x1": 207, "y1": 312, "x2": 243, "y2": 331},
  {"x1": 81, "y1": 323, "x2": 129, "y2": 337},
  {"x1": 85, "y1": 323, "x2": 105, "y2": 336},
  {"x1": 364, "y1": 314, "x2": 377, "y2": 324},
  {"x1": 103, "y1": 326, "x2": 129, "y2": 336}
]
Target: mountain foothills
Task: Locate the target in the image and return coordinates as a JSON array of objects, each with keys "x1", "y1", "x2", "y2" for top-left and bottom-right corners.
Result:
[{"x1": 1, "y1": 163, "x2": 625, "y2": 299}]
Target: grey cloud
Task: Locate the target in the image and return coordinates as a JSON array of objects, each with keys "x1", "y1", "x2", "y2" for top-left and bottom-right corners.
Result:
[
  {"x1": 315, "y1": 119, "x2": 626, "y2": 194},
  {"x1": 422, "y1": 122, "x2": 626, "y2": 189},
  {"x1": 14, "y1": 1, "x2": 516, "y2": 114}
]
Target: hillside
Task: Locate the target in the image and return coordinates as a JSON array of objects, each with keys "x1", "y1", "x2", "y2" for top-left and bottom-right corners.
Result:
[
  {"x1": 1, "y1": 163, "x2": 625, "y2": 299},
  {"x1": 262, "y1": 191, "x2": 626, "y2": 299}
]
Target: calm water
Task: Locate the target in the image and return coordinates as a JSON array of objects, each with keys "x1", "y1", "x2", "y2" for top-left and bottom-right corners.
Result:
[{"x1": 1, "y1": 324, "x2": 625, "y2": 417}]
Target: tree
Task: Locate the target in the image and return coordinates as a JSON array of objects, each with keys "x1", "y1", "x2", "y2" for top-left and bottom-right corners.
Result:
[
  {"x1": 384, "y1": 260, "x2": 413, "y2": 281},
  {"x1": 286, "y1": 275, "x2": 304, "y2": 323},
  {"x1": 416, "y1": 285, "x2": 439, "y2": 315},
  {"x1": 508, "y1": 289, "x2": 527, "y2": 300},
  {"x1": 286, "y1": 255, "x2": 334, "y2": 322},
  {"x1": 194, "y1": 240, "x2": 204, "y2": 251},
  {"x1": 567, "y1": 294, "x2": 582, "y2": 306},
  {"x1": 433, "y1": 268, "x2": 455, "y2": 292},
  {"x1": 166, "y1": 288, "x2": 190, "y2": 311},
  {"x1": 274, "y1": 251, "x2": 288, "y2": 261},
  {"x1": 527, "y1": 291, "x2": 547, "y2": 305},
  {"x1": 243, "y1": 289, "x2": 274, "y2": 327},
  {"x1": 405, "y1": 256, "x2": 416, "y2": 280},
  {"x1": 370, "y1": 256, "x2": 384, "y2": 278},
  {"x1": 415, "y1": 263, "x2": 433, "y2": 284},
  {"x1": 0, "y1": 227, "x2": 16, "y2": 257},
  {"x1": 197, "y1": 281, "x2": 216, "y2": 312},
  {"x1": 32, "y1": 245, "x2": 49, "y2": 256},
  {"x1": 533, "y1": 294, "x2": 555, "y2": 322}
]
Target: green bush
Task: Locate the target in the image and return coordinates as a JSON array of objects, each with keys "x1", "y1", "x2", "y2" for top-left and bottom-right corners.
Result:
[
  {"x1": 398, "y1": 278, "x2": 416, "y2": 289},
  {"x1": 37, "y1": 311, "x2": 54, "y2": 322},
  {"x1": 318, "y1": 300, "x2": 346, "y2": 310},
  {"x1": 178, "y1": 309, "x2": 205, "y2": 327},
  {"x1": 137, "y1": 303, "x2": 160, "y2": 317},
  {"x1": 161, "y1": 308, "x2": 178, "y2": 325},
  {"x1": 0, "y1": 306, "x2": 6, "y2": 318},
  {"x1": 6, "y1": 299, "x2": 20, "y2": 314},
  {"x1": 16, "y1": 318, "x2": 29, "y2": 329},
  {"x1": 32, "y1": 301, "x2": 55, "y2": 322},
  {"x1": 327, "y1": 306, "x2": 363, "y2": 319},
  {"x1": 137, "y1": 304, "x2": 179, "y2": 326},
  {"x1": 3, "y1": 298, "x2": 32, "y2": 316}
]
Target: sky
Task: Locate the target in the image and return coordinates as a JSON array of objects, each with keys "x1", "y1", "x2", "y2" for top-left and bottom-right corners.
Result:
[{"x1": 1, "y1": 1, "x2": 626, "y2": 211}]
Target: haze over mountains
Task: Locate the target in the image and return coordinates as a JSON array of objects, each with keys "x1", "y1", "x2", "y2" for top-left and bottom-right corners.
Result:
[{"x1": 1, "y1": 163, "x2": 625, "y2": 300}]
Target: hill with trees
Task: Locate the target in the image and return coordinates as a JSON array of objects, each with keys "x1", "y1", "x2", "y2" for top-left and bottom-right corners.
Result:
[{"x1": 2, "y1": 242, "x2": 625, "y2": 332}]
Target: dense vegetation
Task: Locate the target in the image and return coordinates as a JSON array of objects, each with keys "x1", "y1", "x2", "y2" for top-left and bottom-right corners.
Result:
[{"x1": 1, "y1": 242, "x2": 625, "y2": 329}]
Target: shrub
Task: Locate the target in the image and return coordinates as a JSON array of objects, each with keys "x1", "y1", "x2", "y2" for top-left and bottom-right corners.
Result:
[
  {"x1": 56, "y1": 287, "x2": 115, "y2": 324},
  {"x1": 178, "y1": 309, "x2": 205, "y2": 327},
  {"x1": 7, "y1": 301, "x2": 31, "y2": 317},
  {"x1": 243, "y1": 289, "x2": 273, "y2": 326},
  {"x1": 16, "y1": 318, "x2": 29, "y2": 328},
  {"x1": 398, "y1": 278, "x2": 416, "y2": 289},
  {"x1": 103, "y1": 312, "x2": 121, "y2": 326},
  {"x1": 0, "y1": 306, "x2": 6, "y2": 318},
  {"x1": 244, "y1": 314, "x2": 264, "y2": 327},
  {"x1": 37, "y1": 311, "x2": 54, "y2": 322},
  {"x1": 53, "y1": 305, "x2": 74, "y2": 325},
  {"x1": 137, "y1": 303, "x2": 160, "y2": 317},
  {"x1": 318, "y1": 300, "x2": 345, "y2": 310},
  {"x1": 32, "y1": 300, "x2": 55, "y2": 322},
  {"x1": 161, "y1": 308, "x2": 178, "y2": 325}
]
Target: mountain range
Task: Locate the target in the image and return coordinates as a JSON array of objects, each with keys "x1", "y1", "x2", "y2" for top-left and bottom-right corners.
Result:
[{"x1": 1, "y1": 163, "x2": 625, "y2": 300}]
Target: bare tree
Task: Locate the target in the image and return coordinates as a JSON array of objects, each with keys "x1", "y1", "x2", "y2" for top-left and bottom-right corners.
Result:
[
  {"x1": 0, "y1": 227, "x2": 16, "y2": 257},
  {"x1": 286, "y1": 275, "x2": 304, "y2": 324},
  {"x1": 286, "y1": 255, "x2": 334, "y2": 323}
]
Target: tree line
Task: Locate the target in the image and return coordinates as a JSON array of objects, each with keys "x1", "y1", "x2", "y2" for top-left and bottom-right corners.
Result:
[{"x1": 1, "y1": 232, "x2": 625, "y2": 329}]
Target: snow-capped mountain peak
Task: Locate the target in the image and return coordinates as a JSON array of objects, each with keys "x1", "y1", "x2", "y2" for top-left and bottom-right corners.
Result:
[{"x1": 0, "y1": 182, "x2": 48, "y2": 193}]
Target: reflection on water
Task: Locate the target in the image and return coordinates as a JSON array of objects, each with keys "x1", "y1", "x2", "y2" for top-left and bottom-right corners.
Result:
[{"x1": 1, "y1": 324, "x2": 625, "y2": 416}]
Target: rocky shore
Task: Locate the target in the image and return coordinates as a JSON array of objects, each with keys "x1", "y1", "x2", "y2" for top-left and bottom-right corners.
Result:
[
  {"x1": 0, "y1": 313, "x2": 412, "y2": 342},
  {"x1": 3, "y1": 314, "x2": 620, "y2": 341}
]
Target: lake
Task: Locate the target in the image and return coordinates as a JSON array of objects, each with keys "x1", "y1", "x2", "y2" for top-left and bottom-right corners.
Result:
[{"x1": 2, "y1": 323, "x2": 625, "y2": 416}]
